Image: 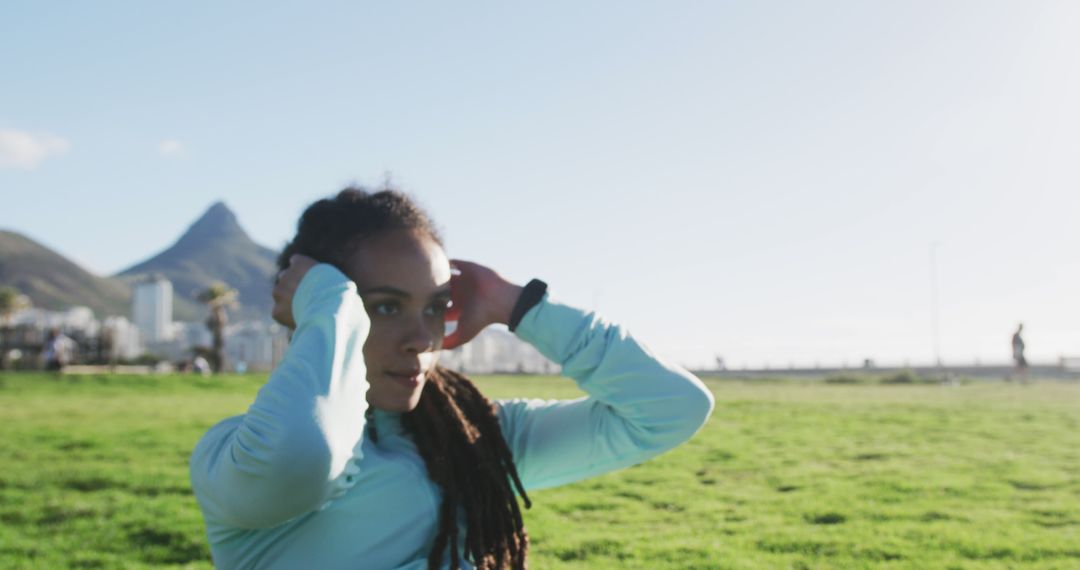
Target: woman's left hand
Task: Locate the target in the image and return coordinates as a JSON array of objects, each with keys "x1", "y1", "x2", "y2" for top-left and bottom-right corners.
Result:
[{"x1": 443, "y1": 260, "x2": 523, "y2": 350}]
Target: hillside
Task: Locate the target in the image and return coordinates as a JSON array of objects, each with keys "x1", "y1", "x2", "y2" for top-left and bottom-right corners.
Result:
[{"x1": 0, "y1": 230, "x2": 132, "y2": 317}]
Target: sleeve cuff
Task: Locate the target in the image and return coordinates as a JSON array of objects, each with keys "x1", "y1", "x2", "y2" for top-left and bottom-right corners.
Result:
[
  {"x1": 291, "y1": 264, "x2": 356, "y2": 323},
  {"x1": 512, "y1": 293, "x2": 595, "y2": 365}
]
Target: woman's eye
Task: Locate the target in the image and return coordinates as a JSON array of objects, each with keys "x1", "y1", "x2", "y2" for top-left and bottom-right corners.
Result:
[
  {"x1": 371, "y1": 302, "x2": 399, "y2": 316},
  {"x1": 425, "y1": 301, "x2": 451, "y2": 316}
]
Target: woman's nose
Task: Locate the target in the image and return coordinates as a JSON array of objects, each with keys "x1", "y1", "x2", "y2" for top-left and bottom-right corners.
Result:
[{"x1": 401, "y1": 318, "x2": 435, "y2": 353}]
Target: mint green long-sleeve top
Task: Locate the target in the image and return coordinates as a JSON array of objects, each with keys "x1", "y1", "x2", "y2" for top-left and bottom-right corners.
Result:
[{"x1": 189, "y1": 265, "x2": 715, "y2": 569}]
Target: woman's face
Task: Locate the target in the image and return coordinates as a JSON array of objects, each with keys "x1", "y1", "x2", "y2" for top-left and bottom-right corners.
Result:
[{"x1": 340, "y1": 229, "x2": 452, "y2": 412}]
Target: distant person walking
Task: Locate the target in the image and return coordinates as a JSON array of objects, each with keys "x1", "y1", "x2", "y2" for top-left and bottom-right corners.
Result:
[
  {"x1": 1011, "y1": 323, "x2": 1028, "y2": 383},
  {"x1": 41, "y1": 328, "x2": 75, "y2": 372},
  {"x1": 192, "y1": 355, "x2": 211, "y2": 376}
]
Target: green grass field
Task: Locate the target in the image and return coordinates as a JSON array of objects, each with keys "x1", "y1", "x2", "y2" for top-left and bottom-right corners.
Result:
[{"x1": 1, "y1": 373, "x2": 1078, "y2": 569}]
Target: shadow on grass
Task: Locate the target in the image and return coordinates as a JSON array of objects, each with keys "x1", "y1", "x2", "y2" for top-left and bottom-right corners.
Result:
[
  {"x1": 554, "y1": 538, "x2": 628, "y2": 562},
  {"x1": 804, "y1": 512, "x2": 847, "y2": 525},
  {"x1": 127, "y1": 525, "x2": 209, "y2": 564}
]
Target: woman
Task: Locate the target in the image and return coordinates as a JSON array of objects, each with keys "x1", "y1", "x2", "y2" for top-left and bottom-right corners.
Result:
[{"x1": 190, "y1": 188, "x2": 715, "y2": 569}]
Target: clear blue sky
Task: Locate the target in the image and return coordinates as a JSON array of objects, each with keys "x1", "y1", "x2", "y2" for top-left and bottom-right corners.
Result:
[{"x1": 3, "y1": 1, "x2": 1078, "y2": 369}]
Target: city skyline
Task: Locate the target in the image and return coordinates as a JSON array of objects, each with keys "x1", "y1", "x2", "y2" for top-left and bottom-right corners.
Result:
[{"x1": 3, "y1": 2, "x2": 1079, "y2": 368}]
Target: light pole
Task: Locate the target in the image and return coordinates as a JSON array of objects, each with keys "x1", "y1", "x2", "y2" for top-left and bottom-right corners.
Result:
[{"x1": 930, "y1": 242, "x2": 941, "y2": 369}]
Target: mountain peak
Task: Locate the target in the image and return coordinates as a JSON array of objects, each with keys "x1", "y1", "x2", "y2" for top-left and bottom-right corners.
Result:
[
  {"x1": 180, "y1": 201, "x2": 247, "y2": 244},
  {"x1": 116, "y1": 200, "x2": 256, "y2": 279},
  {"x1": 206, "y1": 200, "x2": 231, "y2": 214},
  {"x1": 115, "y1": 201, "x2": 279, "y2": 321}
]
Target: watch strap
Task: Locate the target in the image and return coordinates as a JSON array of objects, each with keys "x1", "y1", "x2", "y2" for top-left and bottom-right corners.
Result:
[{"x1": 508, "y1": 279, "x2": 547, "y2": 333}]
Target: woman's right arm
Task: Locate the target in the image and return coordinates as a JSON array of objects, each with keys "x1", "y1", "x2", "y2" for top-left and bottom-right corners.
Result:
[{"x1": 189, "y1": 264, "x2": 370, "y2": 529}]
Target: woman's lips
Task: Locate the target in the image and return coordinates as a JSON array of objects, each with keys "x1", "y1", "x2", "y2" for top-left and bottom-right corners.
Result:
[{"x1": 385, "y1": 371, "x2": 423, "y2": 388}]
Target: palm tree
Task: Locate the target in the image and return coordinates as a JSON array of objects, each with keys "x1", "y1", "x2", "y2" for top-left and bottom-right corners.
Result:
[
  {"x1": 0, "y1": 287, "x2": 32, "y2": 370},
  {"x1": 197, "y1": 282, "x2": 238, "y2": 374}
]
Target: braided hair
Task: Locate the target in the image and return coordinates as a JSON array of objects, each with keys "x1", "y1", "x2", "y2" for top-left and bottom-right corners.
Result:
[{"x1": 278, "y1": 187, "x2": 532, "y2": 569}]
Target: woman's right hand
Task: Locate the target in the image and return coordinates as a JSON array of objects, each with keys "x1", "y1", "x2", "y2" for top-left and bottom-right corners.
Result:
[{"x1": 271, "y1": 254, "x2": 319, "y2": 329}]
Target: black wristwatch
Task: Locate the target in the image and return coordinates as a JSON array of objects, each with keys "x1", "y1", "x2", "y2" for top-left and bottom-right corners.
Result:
[{"x1": 508, "y1": 279, "x2": 547, "y2": 332}]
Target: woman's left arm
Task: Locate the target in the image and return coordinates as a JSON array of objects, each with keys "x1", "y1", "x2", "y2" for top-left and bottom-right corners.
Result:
[
  {"x1": 495, "y1": 293, "x2": 715, "y2": 491},
  {"x1": 445, "y1": 261, "x2": 714, "y2": 491}
]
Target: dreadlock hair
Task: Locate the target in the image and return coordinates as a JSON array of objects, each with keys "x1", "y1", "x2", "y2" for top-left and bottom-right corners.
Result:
[
  {"x1": 402, "y1": 366, "x2": 531, "y2": 570},
  {"x1": 279, "y1": 187, "x2": 532, "y2": 570}
]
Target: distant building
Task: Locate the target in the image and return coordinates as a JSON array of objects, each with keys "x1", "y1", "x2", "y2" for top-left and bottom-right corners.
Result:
[
  {"x1": 440, "y1": 326, "x2": 558, "y2": 374},
  {"x1": 14, "y1": 306, "x2": 99, "y2": 335},
  {"x1": 224, "y1": 321, "x2": 290, "y2": 372},
  {"x1": 173, "y1": 321, "x2": 212, "y2": 349},
  {"x1": 141, "y1": 321, "x2": 211, "y2": 362},
  {"x1": 133, "y1": 276, "x2": 173, "y2": 343},
  {"x1": 101, "y1": 316, "x2": 142, "y2": 361}
]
